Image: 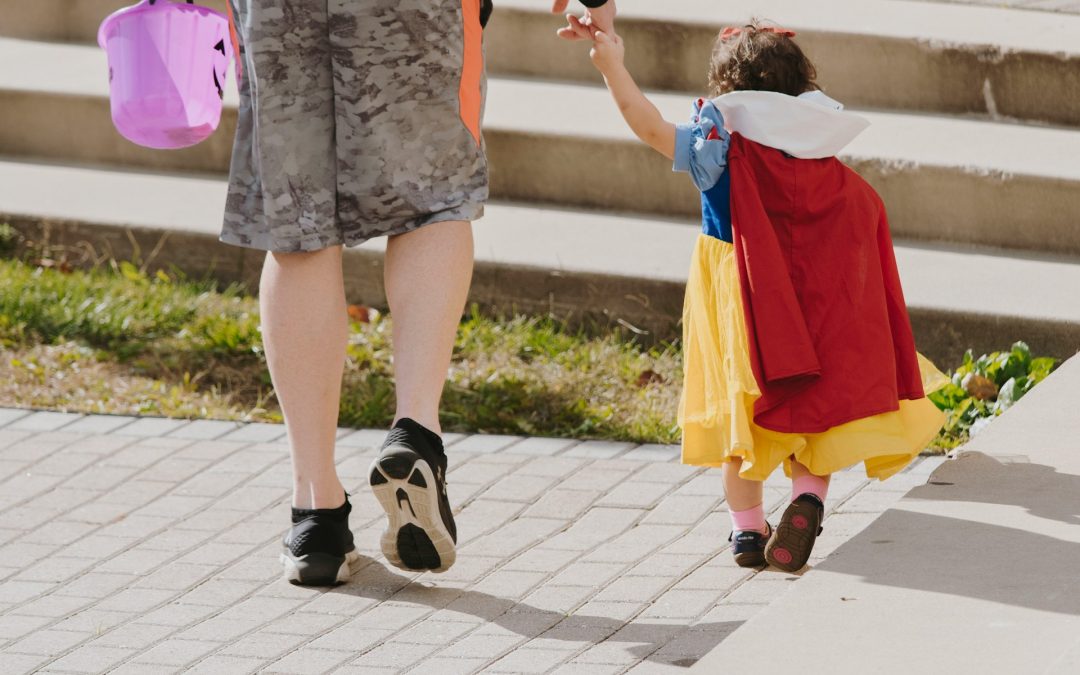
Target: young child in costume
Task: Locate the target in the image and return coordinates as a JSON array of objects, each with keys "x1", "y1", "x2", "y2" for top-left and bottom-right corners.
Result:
[{"x1": 589, "y1": 22, "x2": 947, "y2": 572}]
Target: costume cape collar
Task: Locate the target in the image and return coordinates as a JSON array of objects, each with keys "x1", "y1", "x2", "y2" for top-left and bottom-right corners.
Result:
[{"x1": 709, "y1": 90, "x2": 870, "y2": 159}]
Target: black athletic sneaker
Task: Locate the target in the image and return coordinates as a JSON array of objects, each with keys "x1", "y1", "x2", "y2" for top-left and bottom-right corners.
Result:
[
  {"x1": 765, "y1": 493, "x2": 825, "y2": 573},
  {"x1": 369, "y1": 418, "x2": 457, "y2": 572},
  {"x1": 729, "y1": 523, "x2": 773, "y2": 568},
  {"x1": 280, "y1": 494, "x2": 359, "y2": 586}
]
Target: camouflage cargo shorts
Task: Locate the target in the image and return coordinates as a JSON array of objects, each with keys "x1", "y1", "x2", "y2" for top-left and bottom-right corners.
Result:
[{"x1": 221, "y1": 0, "x2": 489, "y2": 252}]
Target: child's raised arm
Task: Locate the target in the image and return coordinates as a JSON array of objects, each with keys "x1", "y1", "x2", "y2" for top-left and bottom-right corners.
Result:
[{"x1": 590, "y1": 31, "x2": 676, "y2": 160}]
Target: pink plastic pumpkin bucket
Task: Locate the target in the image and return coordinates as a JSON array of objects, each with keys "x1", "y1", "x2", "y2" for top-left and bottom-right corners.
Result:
[{"x1": 98, "y1": 0, "x2": 233, "y2": 150}]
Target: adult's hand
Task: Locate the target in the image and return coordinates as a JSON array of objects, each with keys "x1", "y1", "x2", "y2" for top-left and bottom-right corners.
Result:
[{"x1": 552, "y1": 0, "x2": 616, "y2": 41}]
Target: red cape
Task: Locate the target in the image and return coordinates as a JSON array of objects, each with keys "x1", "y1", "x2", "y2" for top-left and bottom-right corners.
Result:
[{"x1": 728, "y1": 133, "x2": 925, "y2": 433}]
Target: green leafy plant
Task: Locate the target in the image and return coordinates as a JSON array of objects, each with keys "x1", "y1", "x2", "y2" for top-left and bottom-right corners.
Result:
[{"x1": 928, "y1": 341, "x2": 1057, "y2": 449}]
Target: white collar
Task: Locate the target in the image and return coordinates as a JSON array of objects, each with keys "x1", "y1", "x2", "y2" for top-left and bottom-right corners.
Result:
[{"x1": 709, "y1": 90, "x2": 870, "y2": 159}]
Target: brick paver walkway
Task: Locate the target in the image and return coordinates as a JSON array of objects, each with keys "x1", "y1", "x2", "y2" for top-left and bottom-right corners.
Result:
[{"x1": 0, "y1": 408, "x2": 943, "y2": 674}]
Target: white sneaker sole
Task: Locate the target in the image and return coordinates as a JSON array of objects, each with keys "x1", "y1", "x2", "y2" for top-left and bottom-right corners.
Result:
[
  {"x1": 369, "y1": 455, "x2": 456, "y2": 573},
  {"x1": 280, "y1": 549, "x2": 360, "y2": 586}
]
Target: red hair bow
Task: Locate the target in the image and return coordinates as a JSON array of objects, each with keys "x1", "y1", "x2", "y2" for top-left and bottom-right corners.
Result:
[{"x1": 720, "y1": 25, "x2": 797, "y2": 40}]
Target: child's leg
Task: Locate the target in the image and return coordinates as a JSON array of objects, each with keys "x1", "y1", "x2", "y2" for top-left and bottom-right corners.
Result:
[
  {"x1": 723, "y1": 459, "x2": 770, "y2": 568},
  {"x1": 766, "y1": 459, "x2": 829, "y2": 573},
  {"x1": 790, "y1": 460, "x2": 830, "y2": 503},
  {"x1": 723, "y1": 459, "x2": 767, "y2": 534}
]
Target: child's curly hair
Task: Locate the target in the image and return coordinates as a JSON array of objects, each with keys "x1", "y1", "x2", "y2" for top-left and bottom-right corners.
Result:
[{"x1": 708, "y1": 20, "x2": 819, "y2": 97}]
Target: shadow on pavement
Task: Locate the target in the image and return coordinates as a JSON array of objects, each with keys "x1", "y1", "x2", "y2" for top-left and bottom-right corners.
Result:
[
  {"x1": 907, "y1": 451, "x2": 1080, "y2": 526},
  {"x1": 328, "y1": 557, "x2": 744, "y2": 667},
  {"x1": 819, "y1": 452, "x2": 1080, "y2": 616}
]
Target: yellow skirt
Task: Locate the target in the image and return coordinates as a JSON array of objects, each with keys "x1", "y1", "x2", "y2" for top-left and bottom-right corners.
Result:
[{"x1": 679, "y1": 234, "x2": 947, "y2": 481}]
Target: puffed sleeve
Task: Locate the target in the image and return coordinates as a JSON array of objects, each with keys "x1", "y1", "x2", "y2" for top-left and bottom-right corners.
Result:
[{"x1": 673, "y1": 99, "x2": 731, "y2": 192}]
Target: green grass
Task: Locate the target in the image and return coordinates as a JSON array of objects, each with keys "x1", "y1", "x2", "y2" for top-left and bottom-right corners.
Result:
[
  {"x1": 0, "y1": 260, "x2": 201, "y2": 351},
  {"x1": 0, "y1": 258, "x2": 680, "y2": 442},
  {"x1": 0, "y1": 257, "x2": 1055, "y2": 448}
]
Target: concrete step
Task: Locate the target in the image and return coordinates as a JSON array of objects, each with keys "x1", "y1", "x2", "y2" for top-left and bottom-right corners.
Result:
[
  {"x1": 485, "y1": 0, "x2": 1080, "y2": 127},
  {"x1": 487, "y1": 79, "x2": 1080, "y2": 258},
  {"x1": 2, "y1": 157, "x2": 1078, "y2": 364},
  {"x1": 3, "y1": 0, "x2": 1078, "y2": 127},
  {"x1": 0, "y1": 0, "x2": 154, "y2": 43},
  {"x1": 1, "y1": 37, "x2": 1078, "y2": 256}
]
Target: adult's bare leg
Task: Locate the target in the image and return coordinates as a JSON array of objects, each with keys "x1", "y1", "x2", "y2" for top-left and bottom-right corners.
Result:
[
  {"x1": 384, "y1": 221, "x2": 475, "y2": 433},
  {"x1": 367, "y1": 221, "x2": 474, "y2": 573},
  {"x1": 260, "y1": 247, "x2": 348, "y2": 510}
]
